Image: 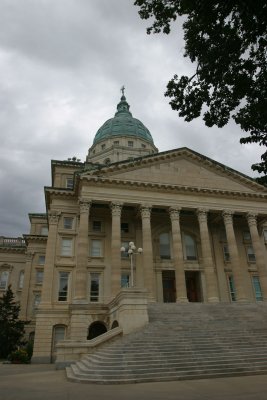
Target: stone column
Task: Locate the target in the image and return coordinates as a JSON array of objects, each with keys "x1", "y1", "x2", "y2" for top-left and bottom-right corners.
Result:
[
  {"x1": 169, "y1": 207, "x2": 188, "y2": 302},
  {"x1": 247, "y1": 212, "x2": 267, "y2": 300},
  {"x1": 140, "y1": 205, "x2": 155, "y2": 300},
  {"x1": 222, "y1": 210, "x2": 247, "y2": 302},
  {"x1": 197, "y1": 209, "x2": 219, "y2": 302},
  {"x1": 40, "y1": 211, "x2": 60, "y2": 307},
  {"x1": 20, "y1": 251, "x2": 34, "y2": 319},
  {"x1": 110, "y1": 202, "x2": 123, "y2": 297},
  {"x1": 73, "y1": 199, "x2": 91, "y2": 302}
]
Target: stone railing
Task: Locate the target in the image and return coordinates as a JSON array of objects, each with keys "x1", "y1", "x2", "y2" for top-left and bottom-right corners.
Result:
[{"x1": 0, "y1": 236, "x2": 26, "y2": 248}]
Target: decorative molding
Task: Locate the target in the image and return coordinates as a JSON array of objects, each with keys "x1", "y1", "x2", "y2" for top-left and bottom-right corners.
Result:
[
  {"x1": 110, "y1": 202, "x2": 123, "y2": 217},
  {"x1": 79, "y1": 199, "x2": 91, "y2": 214},
  {"x1": 169, "y1": 207, "x2": 181, "y2": 221},
  {"x1": 197, "y1": 208, "x2": 209, "y2": 224},
  {"x1": 222, "y1": 210, "x2": 234, "y2": 225},
  {"x1": 48, "y1": 211, "x2": 61, "y2": 225},
  {"x1": 140, "y1": 205, "x2": 152, "y2": 219},
  {"x1": 247, "y1": 212, "x2": 258, "y2": 228}
]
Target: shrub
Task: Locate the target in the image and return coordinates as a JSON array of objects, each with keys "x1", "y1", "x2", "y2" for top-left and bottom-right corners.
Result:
[{"x1": 9, "y1": 349, "x2": 30, "y2": 364}]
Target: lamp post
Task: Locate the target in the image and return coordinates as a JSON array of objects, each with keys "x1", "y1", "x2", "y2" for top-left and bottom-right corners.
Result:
[{"x1": 120, "y1": 241, "x2": 143, "y2": 287}]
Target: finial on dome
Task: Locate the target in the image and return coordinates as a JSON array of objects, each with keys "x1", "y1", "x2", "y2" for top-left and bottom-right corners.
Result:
[{"x1": 120, "y1": 85, "x2": 125, "y2": 97}]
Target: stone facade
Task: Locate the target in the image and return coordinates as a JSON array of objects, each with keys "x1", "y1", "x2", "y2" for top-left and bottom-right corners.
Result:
[{"x1": 1, "y1": 94, "x2": 267, "y2": 364}]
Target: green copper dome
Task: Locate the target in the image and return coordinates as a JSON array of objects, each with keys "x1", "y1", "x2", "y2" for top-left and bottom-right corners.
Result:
[{"x1": 93, "y1": 94, "x2": 154, "y2": 145}]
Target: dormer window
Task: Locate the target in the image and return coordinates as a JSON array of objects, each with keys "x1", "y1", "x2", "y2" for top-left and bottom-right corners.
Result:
[
  {"x1": 101, "y1": 144, "x2": 106, "y2": 150},
  {"x1": 128, "y1": 141, "x2": 133, "y2": 147}
]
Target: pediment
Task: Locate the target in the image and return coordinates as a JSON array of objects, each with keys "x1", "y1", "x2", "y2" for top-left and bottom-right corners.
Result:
[{"x1": 83, "y1": 148, "x2": 266, "y2": 194}]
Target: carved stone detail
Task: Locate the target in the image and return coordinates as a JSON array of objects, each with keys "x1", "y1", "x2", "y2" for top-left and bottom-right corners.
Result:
[
  {"x1": 247, "y1": 212, "x2": 258, "y2": 228},
  {"x1": 140, "y1": 205, "x2": 152, "y2": 219},
  {"x1": 110, "y1": 202, "x2": 123, "y2": 217},
  {"x1": 169, "y1": 207, "x2": 181, "y2": 221},
  {"x1": 26, "y1": 251, "x2": 35, "y2": 262},
  {"x1": 79, "y1": 199, "x2": 91, "y2": 214},
  {"x1": 48, "y1": 211, "x2": 60, "y2": 225},
  {"x1": 197, "y1": 208, "x2": 209, "y2": 224},
  {"x1": 222, "y1": 210, "x2": 234, "y2": 225}
]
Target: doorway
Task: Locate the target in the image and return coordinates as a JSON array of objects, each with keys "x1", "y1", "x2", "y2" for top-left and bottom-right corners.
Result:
[
  {"x1": 162, "y1": 271, "x2": 176, "y2": 303},
  {"x1": 87, "y1": 321, "x2": 107, "y2": 340},
  {"x1": 185, "y1": 271, "x2": 202, "y2": 302}
]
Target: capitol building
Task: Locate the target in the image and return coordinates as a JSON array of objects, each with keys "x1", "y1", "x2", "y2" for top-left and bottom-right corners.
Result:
[{"x1": 1, "y1": 91, "x2": 267, "y2": 366}]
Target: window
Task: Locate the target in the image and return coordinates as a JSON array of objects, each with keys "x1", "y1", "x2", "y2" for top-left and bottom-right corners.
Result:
[
  {"x1": 184, "y1": 234, "x2": 197, "y2": 260},
  {"x1": 121, "y1": 222, "x2": 129, "y2": 234},
  {"x1": 38, "y1": 255, "x2": 45, "y2": 265},
  {"x1": 52, "y1": 325, "x2": 66, "y2": 351},
  {"x1": 121, "y1": 274, "x2": 130, "y2": 288},
  {"x1": 36, "y1": 270, "x2": 44, "y2": 284},
  {"x1": 40, "y1": 226, "x2": 48, "y2": 235},
  {"x1": 114, "y1": 140, "x2": 119, "y2": 145},
  {"x1": 263, "y1": 230, "x2": 267, "y2": 242},
  {"x1": 61, "y1": 238, "x2": 72, "y2": 256},
  {"x1": 66, "y1": 177, "x2": 73, "y2": 189},
  {"x1": 18, "y1": 271, "x2": 24, "y2": 289},
  {"x1": 92, "y1": 221, "x2": 102, "y2": 232},
  {"x1": 243, "y1": 231, "x2": 251, "y2": 241},
  {"x1": 159, "y1": 233, "x2": 171, "y2": 259},
  {"x1": 121, "y1": 241, "x2": 129, "y2": 258},
  {"x1": 33, "y1": 294, "x2": 41, "y2": 309},
  {"x1": 252, "y1": 276, "x2": 263, "y2": 301},
  {"x1": 246, "y1": 246, "x2": 256, "y2": 262},
  {"x1": 141, "y1": 144, "x2": 146, "y2": 148},
  {"x1": 0, "y1": 271, "x2": 9, "y2": 290},
  {"x1": 101, "y1": 144, "x2": 106, "y2": 150},
  {"x1": 228, "y1": 276, "x2": 236, "y2": 301},
  {"x1": 91, "y1": 240, "x2": 102, "y2": 257},
  {"x1": 90, "y1": 273, "x2": 100, "y2": 302},
  {"x1": 128, "y1": 141, "x2": 133, "y2": 147},
  {"x1": 63, "y1": 217, "x2": 73, "y2": 230},
  {"x1": 58, "y1": 272, "x2": 69, "y2": 301},
  {"x1": 223, "y1": 245, "x2": 230, "y2": 262}
]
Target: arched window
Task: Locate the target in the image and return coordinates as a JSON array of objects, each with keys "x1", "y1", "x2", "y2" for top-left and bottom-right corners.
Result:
[
  {"x1": 159, "y1": 233, "x2": 171, "y2": 259},
  {"x1": 0, "y1": 270, "x2": 9, "y2": 290},
  {"x1": 111, "y1": 320, "x2": 119, "y2": 329},
  {"x1": 184, "y1": 234, "x2": 197, "y2": 260}
]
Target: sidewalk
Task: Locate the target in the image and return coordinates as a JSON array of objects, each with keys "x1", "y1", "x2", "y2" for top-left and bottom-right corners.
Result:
[{"x1": 0, "y1": 364, "x2": 267, "y2": 400}]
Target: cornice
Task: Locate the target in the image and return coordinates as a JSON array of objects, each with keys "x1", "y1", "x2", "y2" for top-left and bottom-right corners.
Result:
[
  {"x1": 80, "y1": 175, "x2": 267, "y2": 200},
  {"x1": 23, "y1": 235, "x2": 48, "y2": 244},
  {"x1": 0, "y1": 247, "x2": 26, "y2": 254}
]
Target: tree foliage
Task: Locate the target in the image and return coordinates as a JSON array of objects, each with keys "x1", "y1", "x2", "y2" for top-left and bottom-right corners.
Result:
[
  {"x1": 134, "y1": 0, "x2": 267, "y2": 175},
  {"x1": 0, "y1": 286, "x2": 29, "y2": 359}
]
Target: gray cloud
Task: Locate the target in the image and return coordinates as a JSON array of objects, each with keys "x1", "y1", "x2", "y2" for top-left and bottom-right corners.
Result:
[{"x1": 0, "y1": 0, "x2": 262, "y2": 237}]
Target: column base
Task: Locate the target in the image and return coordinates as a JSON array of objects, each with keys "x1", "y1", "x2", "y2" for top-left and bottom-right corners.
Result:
[
  {"x1": 207, "y1": 297, "x2": 220, "y2": 303},
  {"x1": 176, "y1": 297, "x2": 189, "y2": 303},
  {"x1": 236, "y1": 297, "x2": 249, "y2": 303}
]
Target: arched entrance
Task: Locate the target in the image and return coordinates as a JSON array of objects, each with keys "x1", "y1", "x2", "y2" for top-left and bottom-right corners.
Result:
[{"x1": 87, "y1": 321, "x2": 107, "y2": 340}]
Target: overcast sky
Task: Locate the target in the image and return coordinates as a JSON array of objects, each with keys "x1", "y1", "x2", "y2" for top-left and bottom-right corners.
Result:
[{"x1": 0, "y1": 0, "x2": 263, "y2": 237}]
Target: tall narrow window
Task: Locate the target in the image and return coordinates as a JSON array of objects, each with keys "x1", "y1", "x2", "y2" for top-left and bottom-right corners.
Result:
[
  {"x1": 92, "y1": 221, "x2": 102, "y2": 232},
  {"x1": 228, "y1": 276, "x2": 236, "y2": 302},
  {"x1": 121, "y1": 274, "x2": 130, "y2": 288},
  {"x1": 61, "y1": 238, "x2": 72, "y2": 256},
  {"x1": 159, "y1": 233, "x2": 171, "y2": 259},
  {"x1": 128, "y1": 141, "x2": 133, "y2": 147},
  {"x1": 66, "y1": 177, "x2": 73, "y2": 189},
  {"x1": 243, "y1": 231, "x2": 251, "y2": 241},
  {"x1": 33, "y1": 294, "x2": 41, "y2": 309},
  {"x1": 252, "y1": 276, "x2": 263, "y2": 301},
  {"x1": 184, "y1": 234, "x2": 197, "y2": 260},
  {"x1": 38, "y1": 255, "x2": 45, "y2": 265},
  {"x1": 63, "y1": 217, "x2": 73, "y2": 230},
  {"x1": 90, "y1": 273, "x2": 100, "y2": 302},
  {"x1": 36, "y1": 270, "x2": 44, "y2": 284},
  {"x1": 223, "y1": 245, "x2": 230, "y2": 262},
  {"x1": 121, "y1": 222, "x2": 129, "y2": 233},
  {"x1": 91, "y1": 240, "x2": 102, "y2": 257},
  {"x1": 246, "y1": 246, "x2": 256, "y2": 262},
  {"x1": 18, "y1": 271, "x2": 24, "y2": 289},
  {"x1": 121, "y1": 241, "x2": 129, "y2": 258},
  {"x1": 0, "y1": 271, "x2": 9, "y2": 289},
  {"x1": 58, "y1": 272, "x2": 69, "y2": 301},
  {"x1": 263, "y1": 230, "x2": 267, "y2": 242}
]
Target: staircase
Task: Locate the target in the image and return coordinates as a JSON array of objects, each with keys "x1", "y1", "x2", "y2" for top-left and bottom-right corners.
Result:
[{"x1": 66, "y1": 302, "x2": 267, "y2": 384}]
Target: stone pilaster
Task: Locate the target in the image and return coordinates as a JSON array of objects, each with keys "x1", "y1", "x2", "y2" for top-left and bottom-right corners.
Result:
[
  {"x1": 197, "y1": 209, "x2": 219, "y2": 302},
  {"x1": 140, "y1": 204, "x2": 154, "y2": 300},
  {"x1": 73, "y1": 199, "x2": 91, "y2": 302},
  {"x1": 222, "y1": 210, "x2": 247, "y2": 302},
  {"x1": 40, "y1": 211, "x2": 60, "y2": 307},
  {"x1": 247, "y1": 212, "x2": 267, "y2": 300},
  {"x1": 110, "y1": 202, "x2": 123, "y2": 297},
  {"x1": 20, "y1": 251, "x2": 34, "y2": 319},
  {"x1": 169, "y1": 207, "x2": 188, "y2": 302}
]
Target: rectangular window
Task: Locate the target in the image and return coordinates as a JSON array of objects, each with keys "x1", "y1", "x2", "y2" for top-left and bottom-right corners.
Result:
[
  {"x1": 66, "y1": 177, "x2": 73, "y2": 189},
  {"x1": 90, "y1": 273, "x2": 100, "y2": 302},
  {"x1": 246, "y1": 246, "x2": 256, "y2": 262},
  {"x1": 33, "y1": 294, "x2": 41, "y2": 309},
  {"x1": 263, "y1": 230, "x2": 267, "y2": 242},
  {"x1": 121, "y1": 274, "x2": 130, "y2": 288},
  {"x1": 91, "y1": 239, "x2": 102, "y2": 257},
  {"x1": 184, "y1": 234, "x2": 197, "y2": 261},
  {"x1": 61, "y1": 238, "x2": 72, "y2": 256},
  {"x1": 18, "y1": 271, "x2": 24, "y2": 289},
  {"x1": 223, "y1": 245, "x2": 230, "y2": 262},
  {"x1": 114, "y1": 140, "x2": 119, "y2": 145},
  {"x1": 228, "y1": 275, "x2": 236, "y2": 302},
  {"x1": 243, "y1": 231, "x2": 251, "y2": 241},
  {"x1": 58, "y1": 272, "x2": 69, "y2": 301},
  {"x1": 40, "y1": 226, "x2": 48, "y2": 235},
  {"x1": 38, "y1": 255, "x2": 45, "y2": 265},
  {"x1": 101, "y1": 144, "x2": 106, "y2": 150},
  {"x1": 128, "y1": 141, "x2": 133, "y2": 147},
  {"x1": 121, "y1": 241, "x2": 129, "y2": 258},
  {"x1": 252, "y1": 276, "x2": 263, "y2": 301},
  {"x1": 121, "y1": 222, "x2": 129, "y2": 234},
  {"x1": 36, "y1": 270, "x2": 44, "y2": 284},
  {"x1": 160, "y1": 233, "x2": 171, "y2": 259},
  {"x1": 63, "y1": 217, "x2": 73, "y2": 230},
  {"x1": 92, "y1": 220, "x2": 102, "y2": 232},
  {"x1": 0, "y1": 271, "x2": 9, "y2": 289}
]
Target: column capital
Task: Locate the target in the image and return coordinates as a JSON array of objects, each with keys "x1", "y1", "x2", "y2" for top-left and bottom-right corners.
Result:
[
  {"x1": 222, "y1": 209, "x2": 234, "y2": 224},
  {"x1": 25, "y1": 251, "x2": 35, "y2": 262},
  {"x1": 246, "y1": 212, "x2": 258, "y2": 227},
  {"x1": 79, "y1": 199, "x2": 91, "y2": 214},
  {"x1": 48, "y1": 211, "x2": 60, "y2": 225},
  {"x1": 140, "y1": 204, "x2": 152, "y2": 219},
  {"x1": 169, "y1": 207, "x2": 181, "y2": 221},
  {"x1": 197, "y1": 208, "x2": 209, "y2": 223},
  {"x1": 110, "y1": 202, "x2": 123, "y2": 217}
]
